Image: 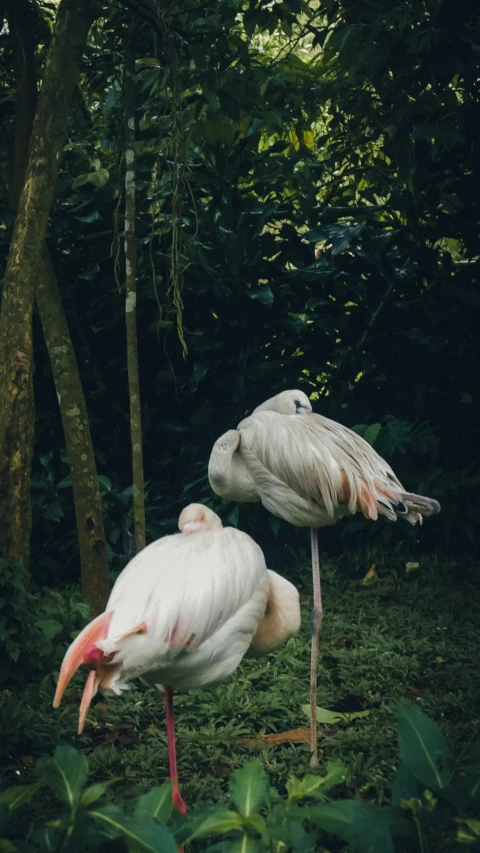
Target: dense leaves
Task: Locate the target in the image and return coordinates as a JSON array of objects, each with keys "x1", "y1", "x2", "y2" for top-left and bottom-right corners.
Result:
[
  {"x1": 0, "y1": 1, "x2": 479, "y2": 573},
  {"x1": 1, "y1": 705, "x2": 479, "y2": 851}
]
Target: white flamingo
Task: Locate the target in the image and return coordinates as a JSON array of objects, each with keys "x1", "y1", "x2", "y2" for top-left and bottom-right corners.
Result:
[
  {"x1": 53, "y1": 502, "x2": 300, "y2": 814},
  {"x1": 208, "y1": 389, "x2": 441, "y2": 765}
]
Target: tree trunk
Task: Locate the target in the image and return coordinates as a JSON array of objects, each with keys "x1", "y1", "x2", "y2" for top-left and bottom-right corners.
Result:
[
  {"x1": 4, "y1": 0, "x2": 109, "y2": 613},
  {"x1": 124, "y1": 33, "x2": 146, "y2": 553},
  {"x1": 7, "y1": 0, "x2": 38, "y2": 213},
  {"x1": 37, "y1": 250, "x2": 110, "y2": 614},
  {"x1": 0, "y1": 0, "x2": 39, "y2": 579},
  {"x1": 0, "y1": 0, "x2": 97, "y2": 572}
]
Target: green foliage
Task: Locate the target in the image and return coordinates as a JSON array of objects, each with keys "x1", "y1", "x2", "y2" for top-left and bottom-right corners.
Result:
[
  {"x1": 36, "y1": 746, "x2": 89, "y2": 810},
  {"x1": 0, "y1": 559, "x2": 89, "y2": 685},
  {"x1": 0, "y1": 744, "x2": 177, "y2": 853},
  {"x1": 0, "y1": 0, "x2": 476, "y2": 582},
  {"x1": 1, "y1": 705, "x2": 479, "y2": 852},
  {"x1": 229, "y1": 761, "x2": 269, "y2": 816},
  {"x1": 397, "y1": 704, "x2": 452, "y2": 791},
  {"x1": 0, "y1": 555, "x2": 478, "y2": 853}
]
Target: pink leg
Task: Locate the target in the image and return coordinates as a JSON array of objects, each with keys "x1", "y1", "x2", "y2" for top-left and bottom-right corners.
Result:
[
  {"x1": 164, "y1": 686, "x2": 187, "y2": 815},
  {"x1": 310, "y1": 528, "x2": 323, "y2": 768}
]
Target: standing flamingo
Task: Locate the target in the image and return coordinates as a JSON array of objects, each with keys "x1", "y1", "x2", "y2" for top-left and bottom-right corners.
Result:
[
  {"x1": 208, "y1": 389, "x2": 441, "y2": 766},
  {"x1": 53, "y1": 502, "x2": 300, "y2": 814}
]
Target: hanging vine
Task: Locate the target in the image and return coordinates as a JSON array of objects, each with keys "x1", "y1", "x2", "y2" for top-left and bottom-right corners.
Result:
[{"x1": 147, "y1": 7, "x2": 189, "y2": 358}]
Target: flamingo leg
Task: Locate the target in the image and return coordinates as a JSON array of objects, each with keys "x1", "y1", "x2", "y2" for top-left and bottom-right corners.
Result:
[
  {"x1": 309, "y1": 527, "x2": 323, "y2": 768},
  {"x1": 164, "y1": 686, "x2": 187, "y2": 816}
]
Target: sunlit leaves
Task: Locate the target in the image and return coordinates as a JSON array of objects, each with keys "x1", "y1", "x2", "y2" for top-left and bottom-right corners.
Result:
[
  {"x1": 302, "y1": 705, "x2": 372, "y2": 725},
  {"x1": 287, "y1": 762, "x2": 347, "y2": 804},
  {"x1": 229, "y1": 761, "x2": 269, "y2": 817}
]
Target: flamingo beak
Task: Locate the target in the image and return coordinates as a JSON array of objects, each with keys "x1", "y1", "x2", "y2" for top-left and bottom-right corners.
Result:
[
  {"x1": 78, "y1": 670, "x2": 99, "y2": 734},
  {"x1": 53, "y1": 611, "x2": 113, "y2": 708}
]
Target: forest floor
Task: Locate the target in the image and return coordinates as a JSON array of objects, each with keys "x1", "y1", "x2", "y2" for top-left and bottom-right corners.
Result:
[{"x1": 1, "y1": 549, "x2": 479, "y2": 813}]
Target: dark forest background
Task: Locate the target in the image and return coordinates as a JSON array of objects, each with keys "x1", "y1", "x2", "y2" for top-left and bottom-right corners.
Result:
[{"x1": 1, "y1": 0, "x2": 479, "y2": 592}]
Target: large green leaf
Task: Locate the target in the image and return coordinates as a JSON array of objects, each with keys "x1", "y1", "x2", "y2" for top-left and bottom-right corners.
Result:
[
  {"x1": 89, "y1": 805, "x2": 177, "y2": 853},
  {"x1": 36, "y1": 746, "x2": 88, "y2": 809},
  {"x1": 79, "y1": 779, "x2": 120, "y2": 808},
  {"x1": 391, "y1": 764, "x2": 423, "y2": 807},
  {"x1": 348, "y1": 811, "x2": 394, "y2": 853},
  {"x1": 229, "y1": 762, "x2": 269, "y2": 817},
  {"x1": 228, "y1": 837, "x2": 264, "y2": 853},
  {"x1": 0, "y1": 782, "x2": 41, "y2": 810},
  {"x1": 29, "y1": 822, "x2": 67, "y2": 851},
  {"x1": 456, "y1": 818, "x2": 480, "y2": 844},
  {"x1": 286, "y1": 761, "x2": 346, "y2": 804},
  {"x1": 397, "y1": 705, "x2": 452, "y2": 791},
  {"x1": 461, "y1": 737, "x2": 480, "y2": 799},
  {"x1": 302, "y1": 705, "x2": 372, "y2": 725},
  {"x1": 310, "y1": 800, "x2": 397, "y2": 853},
  {"x1": 134, "y1": 783, "x2": 173, "y2": 823},
  {"x1": 189, "y1": 809, "x2": 244, "y2": 839},
  {"x1": 309, "y1": 799, "x2": 365, "y2": 835}
]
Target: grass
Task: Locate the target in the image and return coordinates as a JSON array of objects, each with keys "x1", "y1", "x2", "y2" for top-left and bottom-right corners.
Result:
[{"x1": 1, "y1": 547, "x2": 479, "y2": 817}]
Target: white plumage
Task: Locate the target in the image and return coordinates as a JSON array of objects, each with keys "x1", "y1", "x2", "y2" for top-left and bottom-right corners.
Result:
[
  {"x1": 95, "y1": 516, "x2": 269, "y2": 694},
  {"x1": 209, "y1": 389, "x2": 440, "y2": 527},
  {"x1": 208, "y1": 389, "x2": 441, "y2": 766},
  {"x1": 53, "y1": 502, "x2": 300, "y2": 814}
]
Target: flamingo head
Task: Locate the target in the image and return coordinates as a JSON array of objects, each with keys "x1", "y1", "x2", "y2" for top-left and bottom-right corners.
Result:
[
  {"x1": 178, "y1": 503, "x2": 223, "y2": 535},
  {"x1": 253, "y1": 389, "x2": 312, "y2": 416}
]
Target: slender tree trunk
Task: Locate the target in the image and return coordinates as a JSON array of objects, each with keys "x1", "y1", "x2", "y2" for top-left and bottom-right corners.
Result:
[
  {"x1": 37, "y1": 251, "x2": 110, "y2": 613},
  {"x1": 0, "y1": 0, "x2": 41, "y2": 578},
  {"x1": 0, "y1": 0, "x2": 97, "y2": 570},
  {"x1": 7, "y1": 0, "x2": 38, "y2": 212},
  {"x1": 4, "y1": 0, "x2": 109, "y2": 613},
  {"x1": 124, "y1": 33, "x2": 146, "y2": 552}
]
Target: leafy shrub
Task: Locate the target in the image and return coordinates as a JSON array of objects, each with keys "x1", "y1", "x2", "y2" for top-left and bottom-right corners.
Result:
[
  {"x1": 1, "y1": 706, "x2": 479, "y2": 852},
  {"x1": 0, "y1": 558, "x2": 90, "y2": 686}
]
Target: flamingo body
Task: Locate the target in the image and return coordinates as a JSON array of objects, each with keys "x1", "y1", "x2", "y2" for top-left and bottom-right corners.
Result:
[
  {"x1": 209, "y1": 390, "x2": 440, "y2": 527},
  {"x1": 100, "y1": 531, "x2": 269, "y2": 694},
  {"x1": 54, "y1": 503, "x2": 300, "y2": 812},
  {"x1": 208, "y1": 390, "x2": 441, "y2": 767},
  {"x1": 54, "y1": 504, "x2": 269, "y2": 721}
]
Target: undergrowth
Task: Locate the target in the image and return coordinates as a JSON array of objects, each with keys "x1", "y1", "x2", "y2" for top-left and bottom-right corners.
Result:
[{"x1": 0, "y1": 550, "x2": 479, "y2": 849}]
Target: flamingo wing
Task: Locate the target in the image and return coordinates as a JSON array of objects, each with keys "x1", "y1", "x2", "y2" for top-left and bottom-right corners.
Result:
[
  {"x1": 54, "y1": 527, "x2": 269, "y2": 723},
  {"x1": 237, "y1": 411, "x2": 407, "y2": 523},
  {"x1": 97, "y1": 527, "x2": 269, "y2": 673}
]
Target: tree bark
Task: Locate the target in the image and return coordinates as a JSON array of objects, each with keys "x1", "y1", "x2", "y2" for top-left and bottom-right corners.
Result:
[
  {"x1": 0, "y1": 0, "x2": 98, "y2": 571},
  {"x1": 3, "y1": 0, "x2": 109, "y2": 612},
  {"x1": 37, "y1": 251, "x2": 110, "y2": 613},
  {"x1": 0, "y1": 0, "x2": 40, "y2": 579},
  {"x1": 7, "y1": 0, "x2": 38, "y2": 213},
  {"x1": 124, "y1": 33, "x2": 146, "y2": 553}
]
